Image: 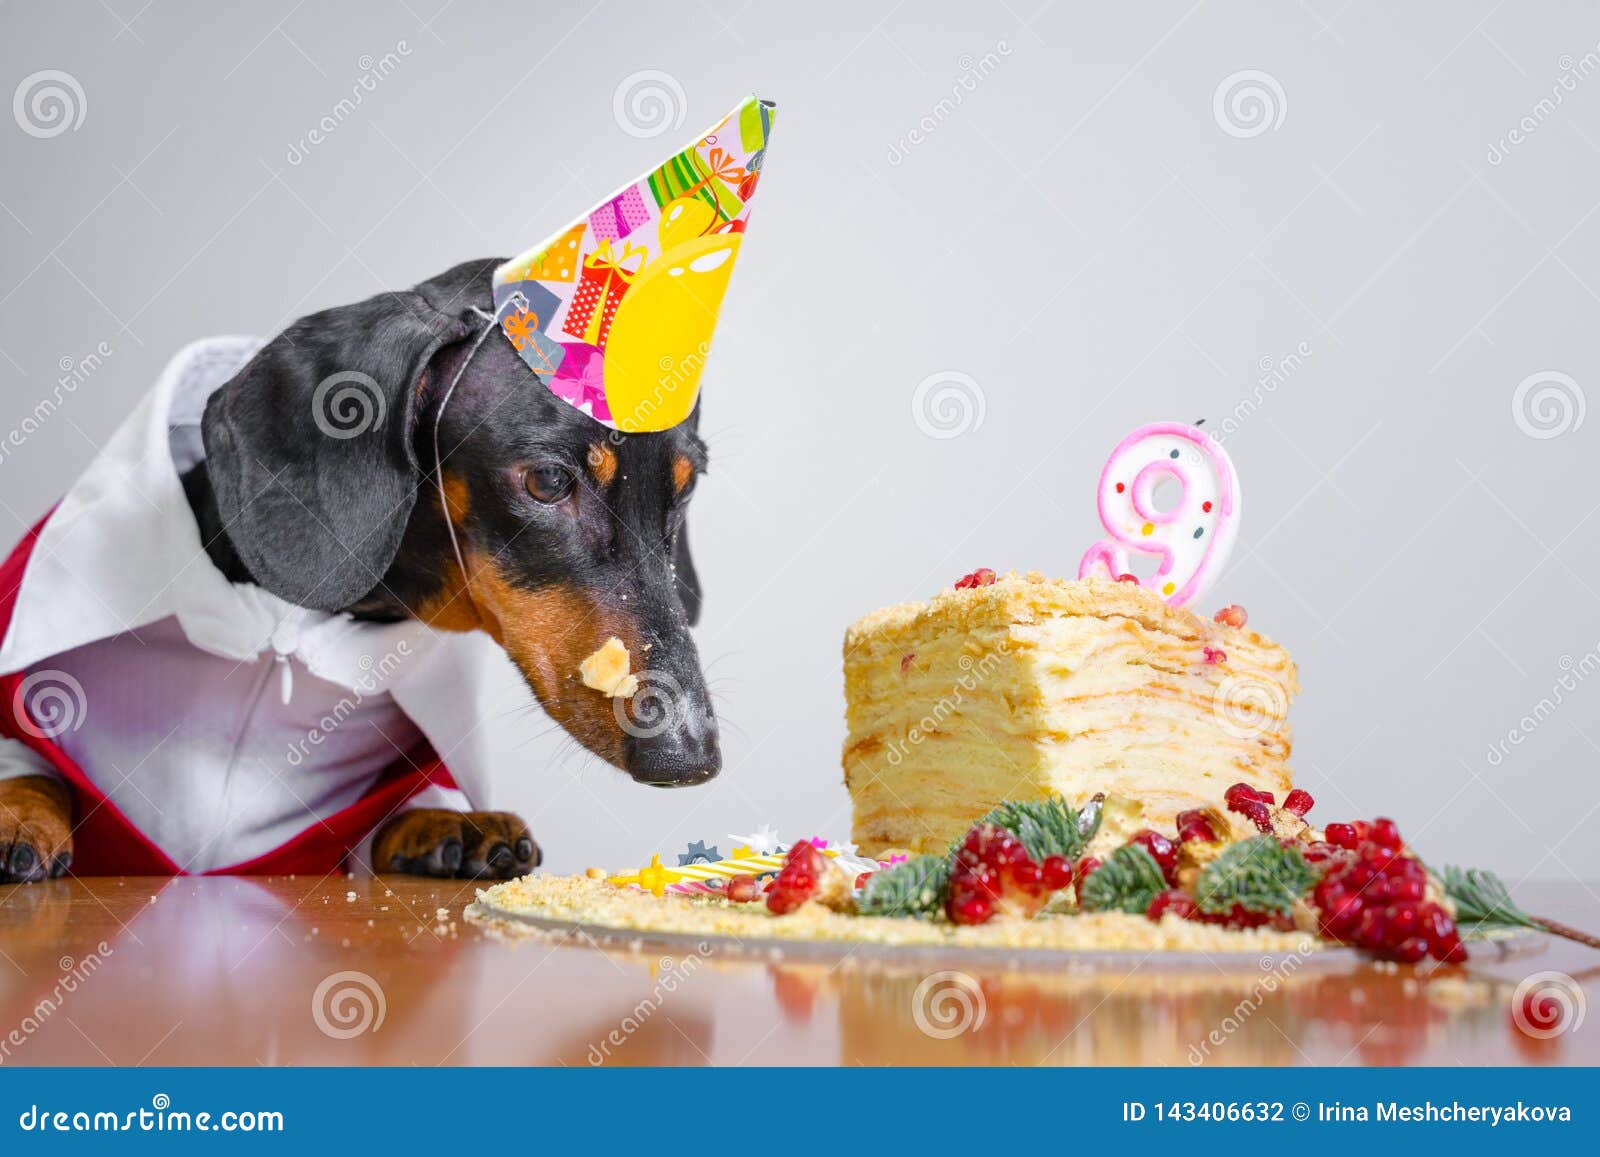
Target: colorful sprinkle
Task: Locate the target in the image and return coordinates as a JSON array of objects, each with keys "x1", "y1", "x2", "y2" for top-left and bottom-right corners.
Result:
[
  {"x1": 1169, "y1": 449, "x2": 1180, "y2": 459},
  {"x1": 1115, "y1": 482, "x2": 1125, "y2": 493},
  {"x1": 1141, "y1": 522, "x2": 1154, "y2": 536},
  {"x1": 1193, "y1": 527, "x2": 1204, "y2": 539},
  {"x1": 1202, "y1": 500, "x2": 1213, "y2": 513},
  {"x1": 1162, "y1": 581, "x2": 1176, "y2": 596}
]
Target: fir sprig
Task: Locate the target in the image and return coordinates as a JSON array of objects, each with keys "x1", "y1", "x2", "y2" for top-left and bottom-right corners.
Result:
[
  {"x1": 1440, "y1": 865, "x2": 1539, "y2": 931},
  {"x1": 1195, "y1": 836, "x2": 1317, "y2": 917},
  {"x1": 1439, "y1": 865, "x2": 1600, "y2": 949},
  {"x1": 855, "y1": 854, "x2": 951, "y2": 918},
  {"x1": 1079, "y1": 844, "x2": 1167, "y2": 914},
  {"x1": 964, "y1": 794, "x2": 1102, "y2": 863}
]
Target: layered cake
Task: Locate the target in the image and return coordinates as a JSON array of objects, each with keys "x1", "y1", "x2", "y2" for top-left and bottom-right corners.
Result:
[{"x1": 844, "y1": 571, "x2": 1298, "y2": 857}]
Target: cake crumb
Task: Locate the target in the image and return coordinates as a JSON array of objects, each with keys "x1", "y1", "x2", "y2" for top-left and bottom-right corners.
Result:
[
  {"x1": 585, "y1": 866, "x2": 607, "y2": 879},
  {"x1": 579, "y1": 636, "x2": 639, "y2": 697}
]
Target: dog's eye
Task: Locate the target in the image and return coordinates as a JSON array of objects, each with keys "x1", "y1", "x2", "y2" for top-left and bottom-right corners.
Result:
[{"x1": 524, "y1": 464, "x2": 575, "y2": 504}]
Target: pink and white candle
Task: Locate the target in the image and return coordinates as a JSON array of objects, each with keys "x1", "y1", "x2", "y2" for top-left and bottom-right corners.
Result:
[{"x1": 1078, "y1": 422, "x2": 1240, "y2": 608}]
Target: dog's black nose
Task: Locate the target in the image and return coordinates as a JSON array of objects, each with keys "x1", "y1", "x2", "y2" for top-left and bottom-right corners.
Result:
[{"x1": 624, "y1": 715, "x2": 720, "y2": 788}]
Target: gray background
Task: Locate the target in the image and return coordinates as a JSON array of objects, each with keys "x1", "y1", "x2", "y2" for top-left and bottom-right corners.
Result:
[{"x1": 2, "y1": 1, "x2": 1597, "y2": 885}]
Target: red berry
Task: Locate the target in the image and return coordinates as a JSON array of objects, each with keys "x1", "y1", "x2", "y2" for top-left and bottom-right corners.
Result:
[
  {"x1": 1176, "y1": 809, "x2": 1220, "y2": 844},
  {"x1": 725, "y1": 874, "x2": 761, "y2": 903},
  {"x1": 1115, "y1": 573, "x2": 1140, "y2": 584},
  {"x1": 1202, "y1": 646, "x2": 1227, "y2": 665},
  {"x1": 953, "y1": 568, "x2": 997, "y2": 590},
  {"x1": 1146, "y1": 889, "x2": 1199, "y2": 922},
  {"x1": 1213, "y1": 605, "x2": 1248, "y2": 628},
  {"x1": 1041, "y1": 855, "x2": 1074, "y2": 891},
  {"x1": 1128, "y1": 829, "x2": 1179, "y2": 884},
  {"x1": 1073, "y1": 856, "x2": 1101, "y2": 891},
  {"x1": 1283, "y1": 789, "x2": 1315, "y2": 817}
]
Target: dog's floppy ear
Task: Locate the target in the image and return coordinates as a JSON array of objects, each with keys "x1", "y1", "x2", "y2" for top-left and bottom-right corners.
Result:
[
  {"x1": 202, "y1": 261, "x2": 495, "y2": 611},
  {"x1": 674, "y1": 523, "x2": 702, "y2": 626}
]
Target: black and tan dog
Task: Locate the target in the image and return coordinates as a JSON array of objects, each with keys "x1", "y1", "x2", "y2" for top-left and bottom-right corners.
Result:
[{"x1": 0, "y1": 259, "x2": 719, "y2": 882}]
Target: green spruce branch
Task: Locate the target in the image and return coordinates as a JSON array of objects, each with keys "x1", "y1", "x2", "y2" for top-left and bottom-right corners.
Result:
[{"x1": 1195, "y1": 836, "x2": 1317, "y2": 917}]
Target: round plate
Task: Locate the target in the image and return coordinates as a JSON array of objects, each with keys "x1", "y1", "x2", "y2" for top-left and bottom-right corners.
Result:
[{"x1": 465, "y1": 900, "x2": 1546, "y2": 972}]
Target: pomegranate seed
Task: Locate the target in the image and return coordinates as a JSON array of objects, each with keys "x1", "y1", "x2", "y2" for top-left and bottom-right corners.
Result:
[
  {"x1": 1202, "y1": 646, "x2": 1227, "y2": 665},
  {"x1": 725, "y1": 874, "x2": 761, "y2": 903},
  {"x1": 954, "y1": 568, "x2": 997, "y2": 590},
  {"x1": 1146, "y1": 889, "x2": 1199, "y2": 922},
  {"x1": 1041, "y1": 855, "x2": 1074, "y2": 891},
  {"x1": 900, "y1": 653, "x2": 915, "y2": 674},
  {"x1": 766, "y1": 842, "x2": 827, "y2": 914},
  {"x1": 1324, "y1": 823, "x2": 1359, "y2": 850},
  {"x1": 853, "y1": 871, "x2": 873, "y2": 890},
  {"x1": 1176, "y1": 809, "x2": 1220, "y2": 844},
  {"x1": 1224, "y1": 783, "x2": 1261, "y2": 809},
  {"x1": 1115, "y1": 573, "x2": 1140, "y2": 584},
  {"x1": 948, "y1": 892, "x2": 994, "y2": 925},
  {"x1": 1213, "y1": 604, "x2": 1248, "y2": 628},
  {"x1": 1283, "y1": 789, "x2": 1315, "y2": 817},
  {"x1": 1128, "y1": 830, "x2": 1179, "y2": 884},
  {"x1": 1392, "y1": 937, "x2": 1429, "y2": 964},
  {"x1": 1370, "y1": 818, "x2": 1402, "y2": 850},
  {"x1": 1073, "y1": 856, "x2": 1101, "y2": 890},
  {"x1": 1438, "y1": 939, "x2": 1469, "y2": 964}
]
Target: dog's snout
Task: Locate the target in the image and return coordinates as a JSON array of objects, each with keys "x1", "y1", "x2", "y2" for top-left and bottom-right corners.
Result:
[{"x1": 623, "y1": 708, "x2": 720, "y2": 787}]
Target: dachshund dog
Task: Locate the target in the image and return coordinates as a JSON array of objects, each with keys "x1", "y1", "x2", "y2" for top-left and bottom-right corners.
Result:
[{"x1": 0, "y1": 259, "x2": 719, "y2": 882}]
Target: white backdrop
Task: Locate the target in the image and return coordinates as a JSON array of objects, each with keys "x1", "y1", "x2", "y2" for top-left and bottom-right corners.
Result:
[{"x1": 3, "y1": 1, "x2": 1598, "y2": 883}]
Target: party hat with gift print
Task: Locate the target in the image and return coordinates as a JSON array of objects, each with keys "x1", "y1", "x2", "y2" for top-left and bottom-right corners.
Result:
[{"x1": 492, "y1": 95, "x2": 775, "y2": 432}]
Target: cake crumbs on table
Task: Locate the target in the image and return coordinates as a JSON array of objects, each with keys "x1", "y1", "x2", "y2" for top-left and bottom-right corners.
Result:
[{"x1": 470, "y1": 873, "x2": 1319, "y2": 954}]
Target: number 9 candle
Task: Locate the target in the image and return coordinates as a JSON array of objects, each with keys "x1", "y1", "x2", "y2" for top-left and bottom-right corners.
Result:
[{"x1": 1078, "y1": 422, "x2": 1241, "y2": 608}]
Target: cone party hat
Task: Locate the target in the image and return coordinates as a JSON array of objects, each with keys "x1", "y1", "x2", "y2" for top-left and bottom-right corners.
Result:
[{"x1": 491, "y1": 95, "x2": 775, "y2": 432}]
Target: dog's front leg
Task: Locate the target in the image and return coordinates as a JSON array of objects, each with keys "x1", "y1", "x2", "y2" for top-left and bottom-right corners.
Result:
[
  {"x1": 372, "y1": 809, "x2": 540, "y2": 880},
  {"x1": 0, "y1": 774, "x2": 73, "y2": 882}
]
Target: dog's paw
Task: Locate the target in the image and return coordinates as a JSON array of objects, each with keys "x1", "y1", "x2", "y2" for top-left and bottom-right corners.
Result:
[
  {"x1": 0, "y1": 775, "x2": 74, "y2": 884},
  {"x1": 373, "y1": 809, "x2": 540, "y2": 880}
]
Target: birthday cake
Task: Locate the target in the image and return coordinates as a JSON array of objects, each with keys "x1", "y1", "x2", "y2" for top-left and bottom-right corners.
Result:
[{"x1": 844, "y1": 571, "x2": 1298, "y2": 857}]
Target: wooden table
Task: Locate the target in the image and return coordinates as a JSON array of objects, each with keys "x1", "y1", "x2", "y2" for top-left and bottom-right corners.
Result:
[{"x1": 1, "y1": 876, "x2": 1595, "y2": 1066}]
